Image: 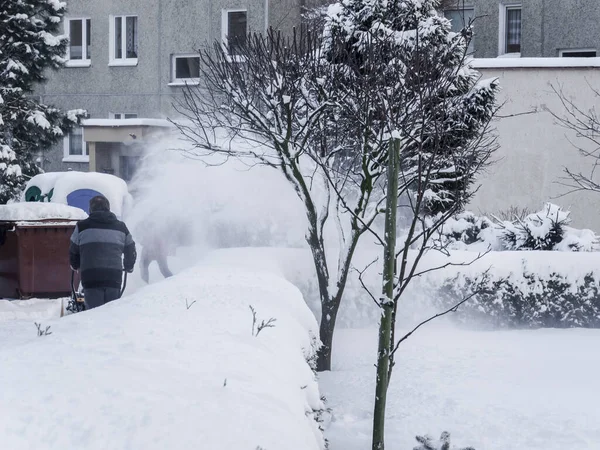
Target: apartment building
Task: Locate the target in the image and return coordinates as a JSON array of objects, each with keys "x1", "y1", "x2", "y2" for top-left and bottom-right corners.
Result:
[
  {"x1": 442, "y1": 0, "x2": 600, "y2": 58},
  {"x1": 39, "y1": 0, "x2": 310, "y2": 180}
]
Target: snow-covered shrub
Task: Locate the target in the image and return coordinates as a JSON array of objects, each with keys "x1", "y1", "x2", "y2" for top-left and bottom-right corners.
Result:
[
  {"x1": 431, "y1": 212, "x2": 495, "y2": 250},
  {"x1": 434, "y1": 254, "x2": 600, "y2": 329},
  {"x1": 497, "y1": 203, "x2": 586, "y2": 251},
  {"x1": 434, "y1": 203, "x2": 599, "y2": 252},
  {"x1": 413, "y1": 431, "x2": 475, "y2": 450}
]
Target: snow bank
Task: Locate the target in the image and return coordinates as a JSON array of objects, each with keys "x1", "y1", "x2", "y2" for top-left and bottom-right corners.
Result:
[
  {"x1": 321, "y1": 326, "x2": 600, "y2": 450},
  {"x1": 0, "y1": 202, "x2": 87, "y2": 221},
  {"x1": 200, "y1": 246, "x2": 600, "y2": 330},
  {"x1": 0, "y1": 264, "x2": 324, "y2": 450},
  {"x1": 0, "y1": 299, "x2": 64, "y2": 321}
]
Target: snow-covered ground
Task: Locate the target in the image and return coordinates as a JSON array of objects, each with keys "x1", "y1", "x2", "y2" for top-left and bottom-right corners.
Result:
[
  {"x1": 0, "y1": 262, "x2": 324, "y2": 450},
  {"x1": 320, "y1": 325, "x2": 600, "y2": 450}
]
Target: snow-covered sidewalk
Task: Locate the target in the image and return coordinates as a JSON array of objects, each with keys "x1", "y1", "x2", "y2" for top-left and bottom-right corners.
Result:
[
  {"x1": 320, "y1": 326, "x2": 600, "y2": 450},
  {"x1": 0, "y1": 264, "x2": 324, "y2": 450}
]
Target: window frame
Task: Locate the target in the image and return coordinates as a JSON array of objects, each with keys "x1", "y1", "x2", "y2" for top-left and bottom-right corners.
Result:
[
  {"x1": 559, "y1": 48, "x2": 597, "y2": 58},
  {"x1": 62, "y1": 127, "x2": 89, "y2": 163},
  {"x1": 498, "y1": 3, "x2": 522, "y2": 56},
  {"x1": 109, "y1": 14, "x2": 139, "y2": 66},
  {"x1": 221, "y1": 9, "x2": 248, "y2": 62},
  {"x1": 64, "y1": 17, "x2": 91, "y2": 67},
  {"x1": 169, "y1": 53, "x2": 201, "y2": 86},
  {"x1": 109, "y1": 112, "x2": 138, "y2": 119}
]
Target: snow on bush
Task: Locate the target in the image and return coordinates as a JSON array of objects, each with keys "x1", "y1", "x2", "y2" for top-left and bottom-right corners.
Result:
[
  {"x1": 203, "y1": 246, "x2": 600, "y2": 331},
  {"x1": 0, "y1": 264, "x2": 325, "y2": 450},
  {"x1": 422, "y1": 250, "x2": 600, "y2": 329},
  {"x1": 434, "y1": 203, "x2": 599, "y2": 252},
  {"x1": 0, "y1": 202, "x2": 87, "y2": 221}
]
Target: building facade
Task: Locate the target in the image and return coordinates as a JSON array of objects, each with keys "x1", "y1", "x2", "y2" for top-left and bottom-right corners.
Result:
[
  {"x1": 443, "y1": 0, "x2": 600, "y2": 58},
  {"x1": 40, "y1": 0, "x2": 312, "y2": 180}
]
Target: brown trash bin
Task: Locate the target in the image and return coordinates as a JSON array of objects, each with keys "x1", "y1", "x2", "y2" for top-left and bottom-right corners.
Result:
[{"x1": 0, "y1": 219, "x2": 80, "y2": 299}]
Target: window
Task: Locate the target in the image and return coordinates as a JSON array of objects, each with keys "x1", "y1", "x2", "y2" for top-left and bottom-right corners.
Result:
[
  {"x1": 222, "y1": 10, "x2": 247, "y2": 58},
  {"x1": 499, "y1": 5, "x2": 522, "y2": 55},
  {"x1": 444, "y1": 8, "x2": 475, "y2": 54},
  {"x1": 65, "y1": 18, "x2": 91, "y2": 67},
  {"x1": 63, "y1": 127, "x2": 89, "y2": 162},
  {"x1": 110, "y1": 113, "x2": 138, "y2": 119},
  {"x1": 170, "y1": 54, "x2": 200, "y2": 85},
  {"x1": 559, "y1": 49, "x2": 597, "y2": 58},
  {"x1": 110, "y1": 15, "x2": 138, "y2": 65}
]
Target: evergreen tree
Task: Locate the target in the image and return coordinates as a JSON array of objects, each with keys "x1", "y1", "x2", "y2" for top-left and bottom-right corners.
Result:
[
  {"x1": 0, "y1": 0, "x2": 84, "y2": 203},
  {"x1": 323, "y1": 0, "x2": 498, "y2": 214}
]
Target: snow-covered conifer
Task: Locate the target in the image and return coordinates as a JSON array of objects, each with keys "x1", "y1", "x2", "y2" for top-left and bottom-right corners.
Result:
[{"x1": 0, "y1": 0, "x2": 84, "y2": 203}]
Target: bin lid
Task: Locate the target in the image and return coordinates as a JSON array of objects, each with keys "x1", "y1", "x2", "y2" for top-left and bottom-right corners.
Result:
[{"x1": 66, "y1": 189, "x2": 103, "y2": 214}]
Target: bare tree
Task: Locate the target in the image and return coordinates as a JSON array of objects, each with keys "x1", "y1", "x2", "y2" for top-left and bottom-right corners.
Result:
[
  {"x1": 172, "y1": 27, "x2": 383, "y2": 371},
  {"x1": 546, "y1": 83, "x2": 600, "y2": 194}
]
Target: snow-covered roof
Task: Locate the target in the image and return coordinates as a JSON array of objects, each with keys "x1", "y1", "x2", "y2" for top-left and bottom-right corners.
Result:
[
  {"x1": 472, "y1": 57, "x2": 600, "y2": 69},
  {"x1": 82, "y1": 118, "x2": 175, "y2": 128}
]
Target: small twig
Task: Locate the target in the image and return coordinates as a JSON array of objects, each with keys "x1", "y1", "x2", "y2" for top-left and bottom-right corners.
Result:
[
  {"x1": 354, "y1": 257, "x2": 381, "y2": 307},
  {"x1": 496, "y1": 108, "x2": 538, "y2": 119},
  {"x1": 249, "y1": 305, "x2": 277, "y2": 337},
  {"x1": 34, "y1": 322, "x2": 52, "y2": 337},
  {"x1": 185, "y1": 299, "x2": 197, "y2": 310}
]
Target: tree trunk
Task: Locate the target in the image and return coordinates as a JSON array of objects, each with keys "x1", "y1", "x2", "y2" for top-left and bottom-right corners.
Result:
[
  {"x1": 306, "y1": 226, "x2": 335, "y2": 371},
  {"x1": 317, "y1": 302, "x2": 337, "y2": 371},
  {"x1": 372, "y1": 138, "x2": 399, "y2": 450}
]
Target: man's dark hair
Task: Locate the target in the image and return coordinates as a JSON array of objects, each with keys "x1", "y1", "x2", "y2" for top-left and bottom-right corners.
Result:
[{"x1": 89, "y1": 195, "x2": 110, "y2": 213}]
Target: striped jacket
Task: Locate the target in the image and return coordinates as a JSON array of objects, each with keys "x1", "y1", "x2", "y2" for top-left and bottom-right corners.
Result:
[{"x1": 69, "y1": 211, "x2": 137, "y2": 289}]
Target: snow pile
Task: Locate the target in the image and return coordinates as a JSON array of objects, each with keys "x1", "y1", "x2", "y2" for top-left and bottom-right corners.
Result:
[
  {"x1": 21, "y1": 172, "x2": 63, "y2": 200},
  {"x1": 0, "y1": 263, "x2": 325, "y2": 450},
  {"x1": 0, "y1": 202, "x2": 87, "y2": 221},
  {"x1": 21, "y1": 171, "x2": 132, "y2": 218},
  {"x1": 0, "y1": 298, "x2": 64, "y2": 321},
  {"x1": 52, "y1": 171, "x2": 132, "y2": 218}
]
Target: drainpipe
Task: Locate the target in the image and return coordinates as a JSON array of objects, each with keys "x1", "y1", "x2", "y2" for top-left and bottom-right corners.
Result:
[
  {"x1": 157, "y1": 0, "x2": 163, "y2": 113},
  {"x1": 264, "y1": 0, "x2": 269, "y2": 32}
]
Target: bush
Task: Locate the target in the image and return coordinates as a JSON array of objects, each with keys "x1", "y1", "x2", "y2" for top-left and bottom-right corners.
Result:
[
  {"x1": 437, "y1": 270, "x2": 600, "y2": 329},
  {"x1": 434, "y1": 203, "x2": 599, "y2": 252}
]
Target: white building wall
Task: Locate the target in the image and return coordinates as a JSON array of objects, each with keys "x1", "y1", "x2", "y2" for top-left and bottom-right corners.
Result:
[{"x1": 469, "y1": 59, "x2": 600, "y2": 232}]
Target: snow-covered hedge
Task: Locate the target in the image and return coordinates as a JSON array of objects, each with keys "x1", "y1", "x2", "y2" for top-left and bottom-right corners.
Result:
[
  {"x1": 435, "y1": 203, "x2": 599, "y2": 252},
  {"x1": 428, "y1": 251, "x2": 600, "y2": 329},
  {"x1": 0, "y1": 264, "x2": 325, "y2": 450}
]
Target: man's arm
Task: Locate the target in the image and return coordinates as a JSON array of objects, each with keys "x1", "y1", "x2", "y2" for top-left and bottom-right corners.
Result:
[
  {"x1": 123, "y1": 226, "x2": 137, "y2": 273},
  {"x1": 69, "y1": 224, "x2": 81, "y2": 271}
]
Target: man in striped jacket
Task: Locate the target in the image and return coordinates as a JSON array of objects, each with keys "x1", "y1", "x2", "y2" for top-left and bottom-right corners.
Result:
[{"x1": 69, "y1": 196, "x2": 137, "y2": 309}]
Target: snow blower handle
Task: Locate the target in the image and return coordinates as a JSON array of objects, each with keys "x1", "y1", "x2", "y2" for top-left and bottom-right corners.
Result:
[{"x1": 119, "y1": 271, "x2": 128, "y2": 299}]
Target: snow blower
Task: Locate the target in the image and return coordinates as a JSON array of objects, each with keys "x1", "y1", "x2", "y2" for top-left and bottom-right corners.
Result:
[
  {"x1": 66, "y1": 270, "x2": 128, "y2": 314},
  {"x1": 66, "y1": 270, "x2": 85, "y2": 314}
]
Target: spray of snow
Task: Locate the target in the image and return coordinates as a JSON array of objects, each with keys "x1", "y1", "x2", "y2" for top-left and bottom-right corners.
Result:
[{"x1": 124, "y1": 137, "x2": 309, "y2": 271}]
